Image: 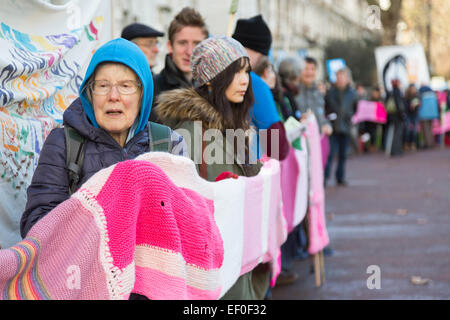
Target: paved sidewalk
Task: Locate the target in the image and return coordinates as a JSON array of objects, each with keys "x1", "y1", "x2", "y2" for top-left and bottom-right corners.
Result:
[{"x1": 272, "y1": 148, "x2": 450, "y2": 299}]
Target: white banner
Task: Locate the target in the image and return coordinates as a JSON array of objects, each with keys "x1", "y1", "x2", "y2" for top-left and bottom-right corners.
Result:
[
  {"x1": 0, "y1": 0, "x2": 111, "y2": 248},
  {"x1": 375, "y1": 44, "x2": 430, "y2": 93}
]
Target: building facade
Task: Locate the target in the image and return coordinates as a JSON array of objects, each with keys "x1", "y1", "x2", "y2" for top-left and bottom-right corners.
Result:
[{"x1": 113, "y1": 0, "x2": 379, "y2": 78}]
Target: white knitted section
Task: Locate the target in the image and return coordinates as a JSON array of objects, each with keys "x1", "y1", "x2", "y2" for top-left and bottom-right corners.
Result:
[
  {"x1": 136, "y1": 152, "x2": 215, "y2": 200},
  {"x1": 259, "y1": 168, "x2": 273, "y2": 263},
  {"x1": 212, "y1": 177, "x2": 246, "y2": 297},
  {"x1": 73, "y1": 189, "x2": 135, "y2": 300}
]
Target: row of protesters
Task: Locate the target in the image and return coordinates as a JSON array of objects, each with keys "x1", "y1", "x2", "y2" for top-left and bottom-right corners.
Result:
[
  {"x1": 253, "y1": 54, "x2": 338, "y2": 287},
  {"x1": 20, "y1": 35, "x2": 267, "y2": 300},
  {"x1": 20, "y1": 39, "x2": 189, "y2": 302},
  {"x1": 353, "y1": 81, "x2": 437, "y2": 156},
  {"x1": 253, "y1": 56, "x2": 299, "y2": 288},
  {"x1": 154, "y1": 36, "x2": 270, "y2": 300},
  {"x1": 128, "y1": 9, "x2": 289, "y2": 161},
  {"x1": 150, "y1": 10, "x2": 287, "y2": 299},
  {"x1": 20, "y1": 9, "x2": 289, "y2": 301},
  {"x1": 382, "y1": 81, "x2": 440, "y2": 155},
  {"x1": 360, "y1": 86, "x2": 383, "y2": 153}
]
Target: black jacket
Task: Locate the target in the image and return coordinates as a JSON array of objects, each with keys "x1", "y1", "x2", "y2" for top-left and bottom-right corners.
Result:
[
  {"x1": 325, "y1": 85, "x2": 358, "y2": 135},
  {"x1": 152, "y1": 54, "x2": 193, "y2": 122}
]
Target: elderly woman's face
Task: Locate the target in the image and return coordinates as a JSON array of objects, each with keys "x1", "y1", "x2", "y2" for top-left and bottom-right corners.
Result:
[{"x1": 91, "y1": 64, "x2": 141, "y2": 145}]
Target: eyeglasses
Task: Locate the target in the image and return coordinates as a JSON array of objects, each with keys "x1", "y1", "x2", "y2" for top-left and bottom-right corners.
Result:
[
  {"x1": 89, "y1": 80, "x2": 141, "y2": 95},
  {"x1": 135, "y1": 39, "x2": 161, "y2": 49}
]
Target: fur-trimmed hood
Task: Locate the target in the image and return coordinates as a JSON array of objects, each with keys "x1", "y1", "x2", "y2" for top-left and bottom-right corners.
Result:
[{"x1": 154, "y1": 88, "x2": 224, "y2": 131}]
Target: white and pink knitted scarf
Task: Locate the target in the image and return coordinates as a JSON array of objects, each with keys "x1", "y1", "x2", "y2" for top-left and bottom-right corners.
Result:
[{"x1": 0, "y1": 153, "x2": 286, "y2": 300}]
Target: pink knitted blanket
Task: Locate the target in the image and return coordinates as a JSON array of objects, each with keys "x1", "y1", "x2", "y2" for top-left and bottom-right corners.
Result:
[{"x1": 0, "y1": 153, "x2": 286, "y2": 300}]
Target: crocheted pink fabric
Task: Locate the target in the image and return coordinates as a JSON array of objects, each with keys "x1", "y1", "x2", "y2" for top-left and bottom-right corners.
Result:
[{"x1": 0, "y1": 153, "x2": 287, "y2": 299}]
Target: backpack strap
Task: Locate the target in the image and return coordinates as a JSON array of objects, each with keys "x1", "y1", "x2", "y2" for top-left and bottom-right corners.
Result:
[
  {"x1": 148, "y1": 121, "x2": 172, "y2": 152},
  {"x1": 64, "y1": 125, "x2": 86, "y2": 196}
]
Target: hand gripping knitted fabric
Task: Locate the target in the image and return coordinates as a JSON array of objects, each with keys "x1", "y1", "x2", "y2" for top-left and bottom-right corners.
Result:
[{"x1": 0, "y1": 152, "x2": 287, "y2": 300}]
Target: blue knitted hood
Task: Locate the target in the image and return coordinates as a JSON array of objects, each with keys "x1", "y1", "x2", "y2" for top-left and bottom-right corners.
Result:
[{"x1": 79, "y1": 38, "x2": 153, "y2": 137}]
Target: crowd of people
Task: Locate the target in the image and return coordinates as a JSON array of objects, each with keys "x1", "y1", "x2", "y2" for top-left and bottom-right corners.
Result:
[{"x1": 18, "y1": 7, "x2": 449, "y2": 300}]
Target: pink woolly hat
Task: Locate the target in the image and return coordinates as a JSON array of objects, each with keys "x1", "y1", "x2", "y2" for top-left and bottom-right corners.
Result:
[{"x1": 190, "y1": 35, "x2": 248, "y2": 86}]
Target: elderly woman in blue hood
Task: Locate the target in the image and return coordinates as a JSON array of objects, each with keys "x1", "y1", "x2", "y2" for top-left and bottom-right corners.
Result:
[{"x1": 21, "y1": 39, "x2": 187, "y2": 238}]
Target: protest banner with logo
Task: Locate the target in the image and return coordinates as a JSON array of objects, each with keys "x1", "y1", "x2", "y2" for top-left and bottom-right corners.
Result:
[{"x1": 375, "y1": 44, "x2": 430, "y2": 93}]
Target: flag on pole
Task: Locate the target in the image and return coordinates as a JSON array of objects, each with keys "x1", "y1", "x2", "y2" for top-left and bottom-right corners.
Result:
[{"x1": 227, "y1": 0, "x2": 239, "y2": 37}]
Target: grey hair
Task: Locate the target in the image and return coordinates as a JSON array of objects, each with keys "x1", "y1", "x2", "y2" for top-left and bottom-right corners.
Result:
[
  {"x1": 278, "y1": 56, "x2": 304, "y2": 84},
  {"x1": 336, "y1": 66, "x2": 354, "y2": 85}
]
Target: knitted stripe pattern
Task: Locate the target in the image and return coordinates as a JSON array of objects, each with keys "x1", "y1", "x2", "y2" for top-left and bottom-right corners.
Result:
[{"x1": 2, "y1": 238, "x2": 51, "y2": 300}]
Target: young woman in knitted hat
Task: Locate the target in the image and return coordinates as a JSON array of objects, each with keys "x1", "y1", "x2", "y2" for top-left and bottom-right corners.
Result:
[{"x1": 154, "y1": 35, "x2": 270, "y2": 300}]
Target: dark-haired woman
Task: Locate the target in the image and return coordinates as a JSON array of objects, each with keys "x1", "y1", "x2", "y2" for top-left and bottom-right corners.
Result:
[{"x1": 155, "y1": 36, "x2": 269, "y2": 300}]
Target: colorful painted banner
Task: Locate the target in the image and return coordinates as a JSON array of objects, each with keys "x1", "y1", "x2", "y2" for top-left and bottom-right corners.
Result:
[
  {"x1": 0, "y1": 152, "x2": 287, "y2": 300},
  {"x1": 0, "y1": 0, "x2": 111, "y2": 248},
  {"x1": 352, "y1": 100, "x2": 387, "y2": 124}
]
